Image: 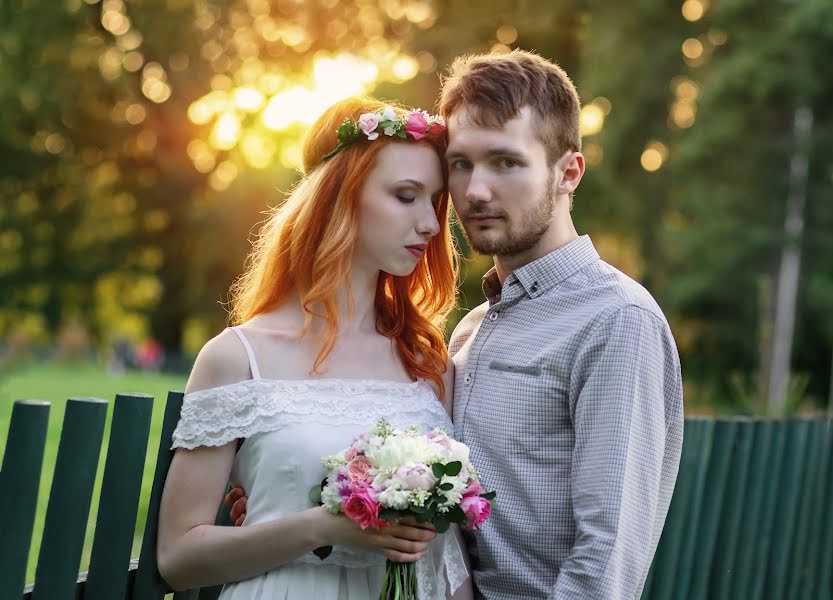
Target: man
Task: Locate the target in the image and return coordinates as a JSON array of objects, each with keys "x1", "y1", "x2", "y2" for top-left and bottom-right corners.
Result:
[
  {"x1": 228, "y1": 49, "x2": 683, "y2": 599},
  {"x1": 438, "y1": 50, "x2": 683, "y2": 599}
]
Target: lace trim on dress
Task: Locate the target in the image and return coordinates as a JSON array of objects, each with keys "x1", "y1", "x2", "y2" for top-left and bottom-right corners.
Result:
[
  {"x1": 171, "y1": 378, "x2": 452, "y2": 450},
  {"x1": 415, "y1": 527, "x2": 469, "y2": 600}
]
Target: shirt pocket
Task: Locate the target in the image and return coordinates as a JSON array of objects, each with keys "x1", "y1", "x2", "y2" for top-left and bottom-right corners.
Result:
[
  {"x1": 486, "y1": 361, "x2": 572, "y2": 456},
  {"x1": 488, "y1": 360, "x2": 542, "y2": 376}
]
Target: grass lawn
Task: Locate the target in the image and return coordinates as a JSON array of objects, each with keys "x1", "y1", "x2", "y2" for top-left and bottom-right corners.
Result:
[{"x1": 0, "y1": 362, "x2": 188, "y2": 586}]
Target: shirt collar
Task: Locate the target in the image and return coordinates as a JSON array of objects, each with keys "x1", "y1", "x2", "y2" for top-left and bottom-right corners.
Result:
[{"x1": 481, "y1": 235, "x2": 600, "y2": 302}]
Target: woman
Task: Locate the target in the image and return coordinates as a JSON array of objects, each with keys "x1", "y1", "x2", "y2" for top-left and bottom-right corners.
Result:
[{"x1": 157, "y1": 97, "x2": 471, "y2": 599}]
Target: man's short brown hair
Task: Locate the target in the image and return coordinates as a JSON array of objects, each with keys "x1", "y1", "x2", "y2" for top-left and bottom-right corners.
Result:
[{"x1": 438, "y1": 50, "x2": 581, "y2": 163}]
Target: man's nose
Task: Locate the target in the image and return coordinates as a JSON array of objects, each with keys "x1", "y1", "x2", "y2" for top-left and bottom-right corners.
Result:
[{"x1": 465, "y1": 167, "x2": 491, "y2": 203}]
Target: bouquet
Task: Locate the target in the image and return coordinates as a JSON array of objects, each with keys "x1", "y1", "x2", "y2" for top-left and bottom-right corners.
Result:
[{"x1": 309, "y1": 419, "x2": 495, "y2": 599}]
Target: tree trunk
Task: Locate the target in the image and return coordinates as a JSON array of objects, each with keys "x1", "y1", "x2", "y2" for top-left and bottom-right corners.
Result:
[{"x1": 766, "y1": 106, "x2": 813, "y2": 414}]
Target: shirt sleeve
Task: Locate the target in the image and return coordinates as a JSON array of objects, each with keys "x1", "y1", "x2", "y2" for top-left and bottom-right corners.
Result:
[{"x1": 551, "y1": 304, "x2": 682, "y2": 599}]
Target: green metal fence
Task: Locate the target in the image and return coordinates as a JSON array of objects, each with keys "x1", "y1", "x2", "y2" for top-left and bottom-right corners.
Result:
[
  {"x1": 642, "y1": 417, "x2": 833, "y2": 600},
  {"x1": 1, "y1": 394, "x2": 831, "y2": 599}
]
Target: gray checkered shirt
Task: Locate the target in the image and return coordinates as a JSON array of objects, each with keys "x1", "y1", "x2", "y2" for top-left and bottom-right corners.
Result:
[{"x1": 450, "y1": 235, "x2": 684, "y2": 600}]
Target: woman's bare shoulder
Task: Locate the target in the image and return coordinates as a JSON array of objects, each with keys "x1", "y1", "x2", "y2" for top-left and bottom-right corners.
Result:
[
  {"x1": 185, "y1": 328, "x2": 251, "y2": 394},
  {"x1": 239, "y1": 307, "x2": 306, "y2": 340}
]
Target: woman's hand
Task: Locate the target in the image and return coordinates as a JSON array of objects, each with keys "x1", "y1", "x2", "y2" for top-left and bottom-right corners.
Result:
[{"x1": 316, "y1": 507, "x2": 438, "y2": 563}]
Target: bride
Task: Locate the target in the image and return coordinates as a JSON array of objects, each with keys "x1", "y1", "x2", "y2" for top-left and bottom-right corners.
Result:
[{"x1": 157, "y1": 97, "x2": 472, "y2": 599}]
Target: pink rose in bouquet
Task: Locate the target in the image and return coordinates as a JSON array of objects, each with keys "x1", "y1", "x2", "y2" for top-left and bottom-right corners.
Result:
[
  {"x1": 460, "y1": 481, "x2": 492, "y2": 530},
  {"x1": 347, "y1": 456, "x2": 373, "y2": 485},
  {"x1": 342, "y1": 486, "x2": 389, "y2": 530}
]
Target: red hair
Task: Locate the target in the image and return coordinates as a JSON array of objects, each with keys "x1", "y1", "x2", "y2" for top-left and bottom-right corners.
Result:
[{"x1": 229, "y1": 97, "x2": 457, "y2": 396}]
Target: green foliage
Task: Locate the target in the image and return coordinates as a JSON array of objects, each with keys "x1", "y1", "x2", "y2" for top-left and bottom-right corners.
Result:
[
  {"x1": 579, "y1": 0, "x2": 833, "y2": 405},
  {"x1": 3, "y1": 2, "x2": 832, "y2": 406}
]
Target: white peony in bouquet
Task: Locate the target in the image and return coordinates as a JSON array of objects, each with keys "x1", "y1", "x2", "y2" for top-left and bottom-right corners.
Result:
[{"x1": 310, "y1": 418, "x2": 494, "y2": 599}]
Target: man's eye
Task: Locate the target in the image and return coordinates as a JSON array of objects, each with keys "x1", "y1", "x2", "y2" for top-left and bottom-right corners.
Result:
[
  {"x1": 450, "y1": 159, "x2": 472, "y2": 170},
  {"x1": 498, "y1": 158, "x2": 518, "y2": 168}
]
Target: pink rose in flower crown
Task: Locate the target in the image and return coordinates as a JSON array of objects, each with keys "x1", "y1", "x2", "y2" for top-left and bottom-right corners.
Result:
[
  {"x1": 347, "y1": 456, "x2": 373, "y2": 485},
  {"x1": 358, "y1": 112, "x2": 380, "y2": 140},
  {"x1": 429, "y1": 119, "x2": 445, "y2": 135},
  {"x1": 342, "y1": 487, "x2": 388, "y2": 529},
  {"x1": 404, "y1": 112, "x2": 429, "y2": 140},
  {"x1": 460, "y1": 481, "x2": 491, "y2": 530}
]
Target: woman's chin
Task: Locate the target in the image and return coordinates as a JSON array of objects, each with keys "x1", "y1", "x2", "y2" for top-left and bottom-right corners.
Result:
[{"x1": 382, "y1": 262, "x2": 418, "y2": 277}]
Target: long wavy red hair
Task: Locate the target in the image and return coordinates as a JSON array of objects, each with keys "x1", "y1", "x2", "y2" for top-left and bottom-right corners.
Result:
[{"x1": 229, "y1": 97, "x2": 457, "y2": 395}]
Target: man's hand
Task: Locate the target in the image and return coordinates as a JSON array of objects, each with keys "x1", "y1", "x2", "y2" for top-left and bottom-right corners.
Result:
[{"x1": 224, "y1": 484, "x2": 247, "y2": 526}]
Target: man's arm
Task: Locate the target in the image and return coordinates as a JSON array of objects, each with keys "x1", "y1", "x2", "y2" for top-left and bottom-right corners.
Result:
[{"x1": 552, "y1": 304, "x2": 683, "y2": 599}]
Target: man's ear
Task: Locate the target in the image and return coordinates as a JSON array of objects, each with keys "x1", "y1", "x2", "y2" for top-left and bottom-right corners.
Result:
[{"x1": 556, "y1": 151, "x2": 585, "y2": 196}]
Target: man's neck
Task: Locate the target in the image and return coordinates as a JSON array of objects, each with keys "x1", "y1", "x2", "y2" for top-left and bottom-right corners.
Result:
[{"x1": 493, "y1": 218, "x2": 579, "y2": 284}]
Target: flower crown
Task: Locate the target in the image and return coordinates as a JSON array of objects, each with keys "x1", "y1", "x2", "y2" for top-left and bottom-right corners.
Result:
[{"x1": 322, "y1": 106, "x2": 446, "y2": 160}]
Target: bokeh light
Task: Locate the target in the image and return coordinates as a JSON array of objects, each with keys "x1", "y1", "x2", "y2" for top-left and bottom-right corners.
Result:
[
  {"x1": 211, "y1": 113, "x2": 241, "y2": 150},
  {"x1": 681, "y1": 0, "x2": 705, "y2": 22},
  {"x1": 682, "y1": 38, "x2": 704, "y2": 60},
  {"x1": 496, "y1": 25, "x2": 518, "y2": 45},
  {"x1": 641, "y1": 141, "x2": 669, "y2": 172},
  {"x1": 580, "y1": 99, "x2": 610, "y2": 137}
]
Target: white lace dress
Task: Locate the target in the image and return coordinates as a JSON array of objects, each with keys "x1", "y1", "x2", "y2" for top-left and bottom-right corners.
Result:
[{"x1": 171, "y1": 330, "x2": 468, "y2": 600}]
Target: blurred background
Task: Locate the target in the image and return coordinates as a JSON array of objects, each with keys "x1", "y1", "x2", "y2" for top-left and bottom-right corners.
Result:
[{"x1": 2, "y1": 0, "x2": 833, "y2": 420}]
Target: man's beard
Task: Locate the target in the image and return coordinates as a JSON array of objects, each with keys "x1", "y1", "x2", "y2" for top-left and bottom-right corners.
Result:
[{"x1": 459, "y1": 172, "x2": 556, "y2": 257}]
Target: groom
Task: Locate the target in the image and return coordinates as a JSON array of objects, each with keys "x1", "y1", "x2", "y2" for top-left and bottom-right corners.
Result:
[
  {"x1": 229, "y1": 50, "x2": 684, "y2": 599},
  {"x1": 438, "y1": 50, "x2": 683, "y2": 599}
]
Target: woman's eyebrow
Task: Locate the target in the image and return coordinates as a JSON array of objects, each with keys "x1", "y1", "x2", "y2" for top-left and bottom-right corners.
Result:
[{"x1": 394, "y1": 178, "x2": 425, "y2": 189}]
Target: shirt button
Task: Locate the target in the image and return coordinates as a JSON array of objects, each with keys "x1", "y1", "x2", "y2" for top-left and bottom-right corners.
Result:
[
  {"x1": 488, "y1": 312, "x2": 498, "y2": 321},
  {"x1": 464, "y1": 373, "x2": 472, "y2": 385}
]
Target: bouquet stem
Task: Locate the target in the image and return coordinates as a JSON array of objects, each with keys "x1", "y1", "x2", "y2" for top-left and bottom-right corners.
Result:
[{"x1": 380, "y1": 560, "x2": 417, "y2": 599}]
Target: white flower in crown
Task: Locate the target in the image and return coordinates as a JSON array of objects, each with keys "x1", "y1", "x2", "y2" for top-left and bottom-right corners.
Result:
[{"x1": 380, "y1": 106, "x2": 398, "y2": 122}]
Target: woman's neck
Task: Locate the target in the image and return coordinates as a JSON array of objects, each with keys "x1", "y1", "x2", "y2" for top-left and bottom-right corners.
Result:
[{"x1": 335, "y1": 262, "x2": 379, "y2": 335}]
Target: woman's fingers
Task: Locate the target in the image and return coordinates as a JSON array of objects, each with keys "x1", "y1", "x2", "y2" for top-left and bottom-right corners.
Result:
[
  {"x1": 375, "y1": 531, "x2": 432, "y2": 556},
  {"x1": 383, "y1": 548, "x2": 428, "y2": 563},
  {"x1": 387, "y1": 522, "x2": 437, "y2": 543},
  {"x1": 398, "y1": 515, "x2": 436, "y2": 531}
]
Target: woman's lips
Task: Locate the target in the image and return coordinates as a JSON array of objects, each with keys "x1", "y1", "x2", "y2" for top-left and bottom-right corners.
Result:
[{"x1": 405, "y1": 244, "x2": 427, "y2": 258}]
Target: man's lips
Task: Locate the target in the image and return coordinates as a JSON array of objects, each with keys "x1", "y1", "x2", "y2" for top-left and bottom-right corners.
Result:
[
  {"x1": 405, "y1": 244, "x2": 427, "y2": 258},
  {"x1": 466, "y1": 214, "x2": 503, "y2": 223}
]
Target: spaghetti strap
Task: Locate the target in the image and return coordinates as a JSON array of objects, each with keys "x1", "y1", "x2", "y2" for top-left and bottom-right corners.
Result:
[{"x1": 229, "y1": 326, "x2": 262, "y2": 380}]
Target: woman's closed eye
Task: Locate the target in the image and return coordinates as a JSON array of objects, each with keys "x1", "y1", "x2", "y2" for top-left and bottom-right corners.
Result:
[{"x1": 397, "y1": 194, "x2": 416, "y2": 203}]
